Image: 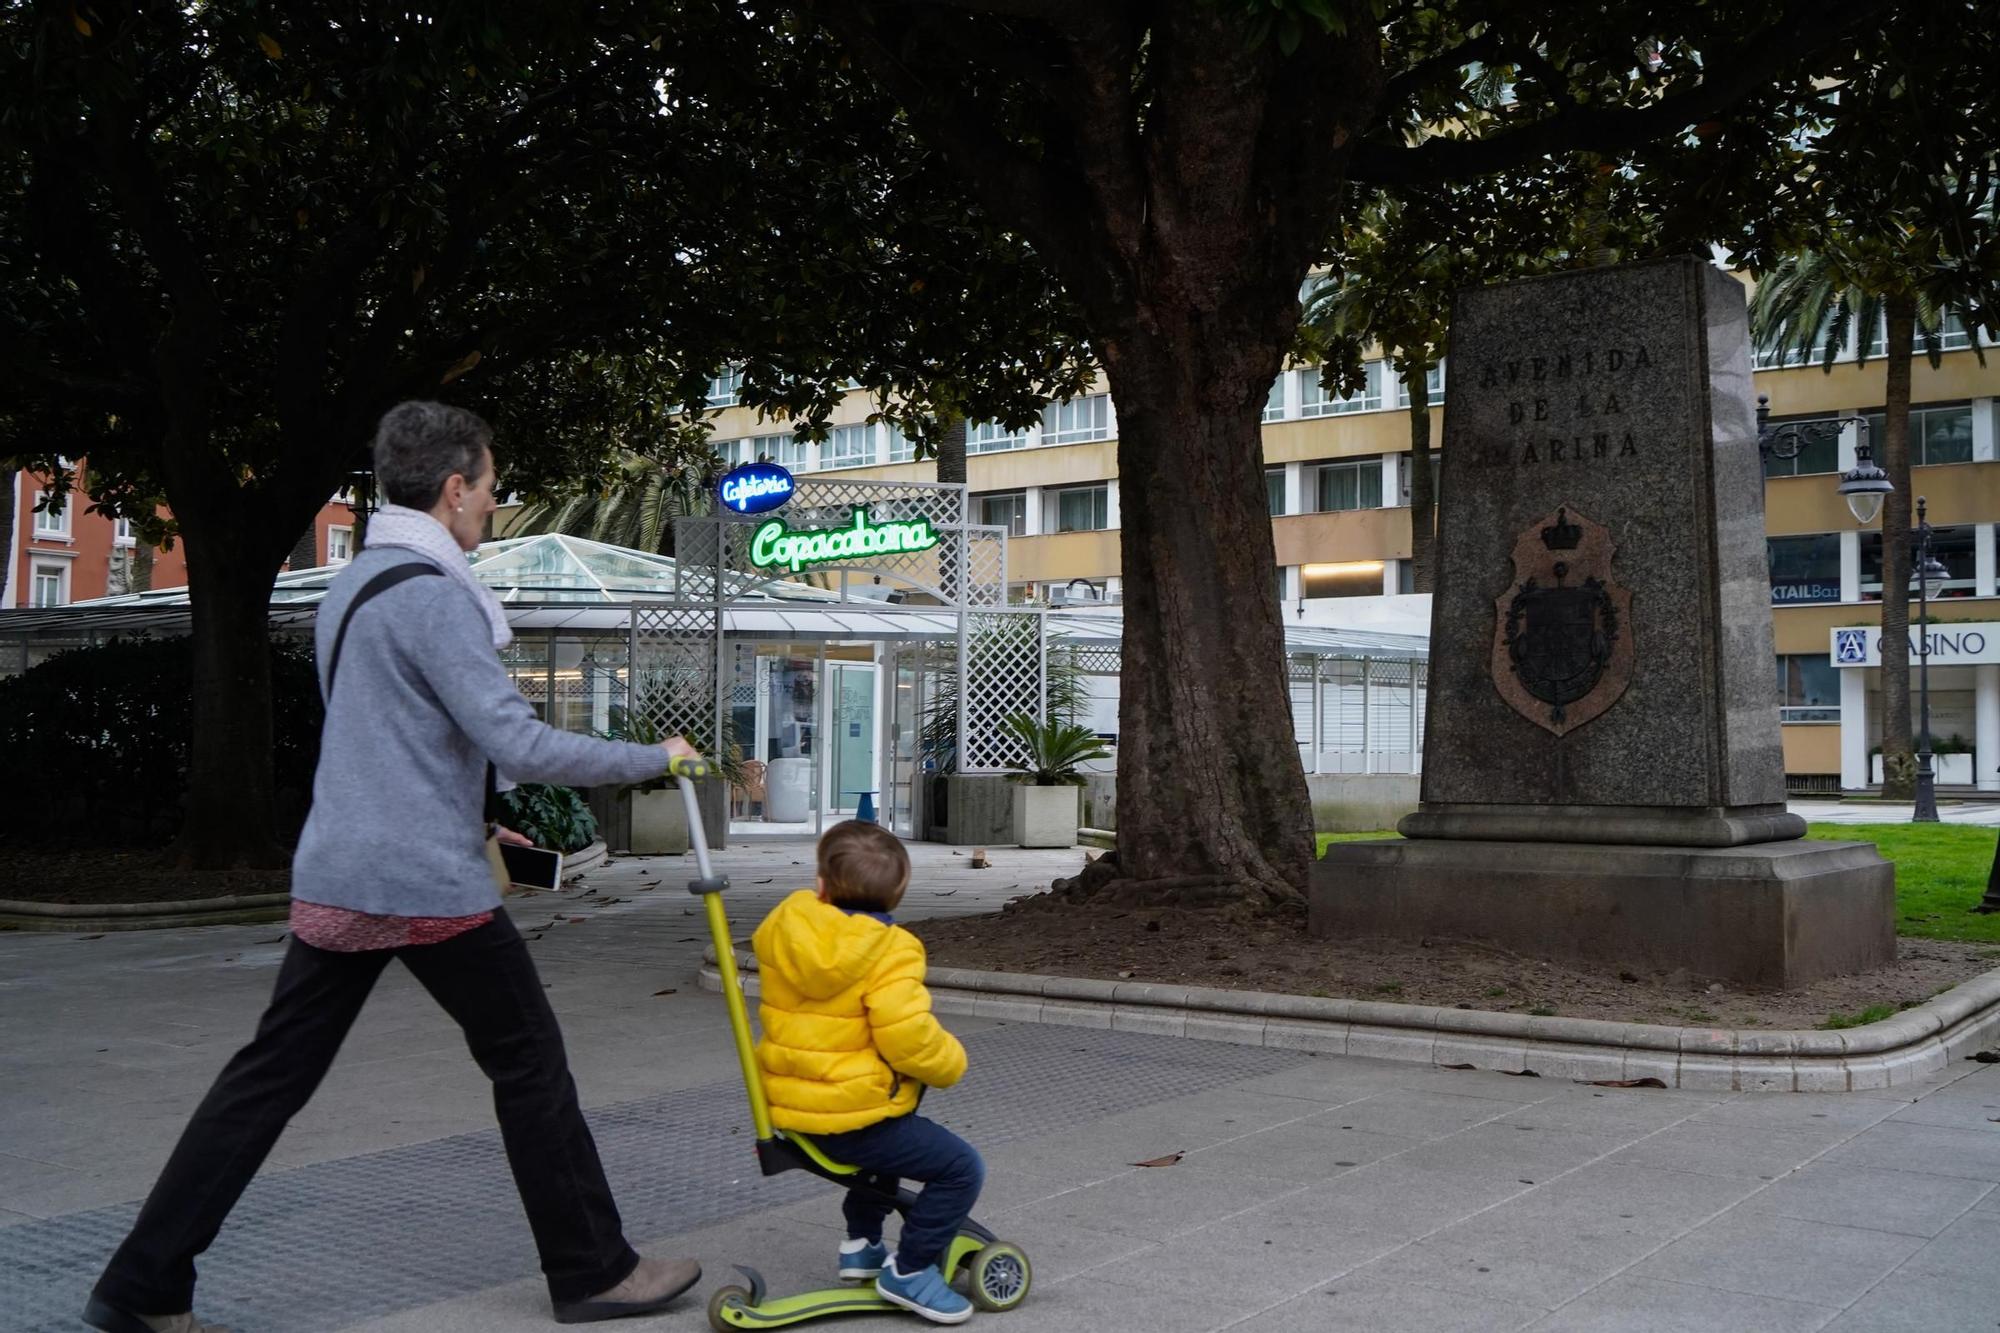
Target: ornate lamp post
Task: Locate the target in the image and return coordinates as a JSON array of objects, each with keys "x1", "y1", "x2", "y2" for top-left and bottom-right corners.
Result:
[
  {"x1": 1755, "y1": 395, "x2": 1889, "y2": 523},
  {"x1": 1911, "y1": 497, "x2": 1949, "y2": 823}
]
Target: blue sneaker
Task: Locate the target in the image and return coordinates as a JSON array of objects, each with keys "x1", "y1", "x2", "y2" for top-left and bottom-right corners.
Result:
[
  {"x1": 839, "y1": 1239, "x2": 889, "y2": 1281},
  {"x1": 876, "y1": 1260, "x2": 973, "y2": 1324}
]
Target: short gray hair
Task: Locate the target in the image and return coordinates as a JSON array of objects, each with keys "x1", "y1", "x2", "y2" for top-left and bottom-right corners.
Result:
[{"x1": 372, "y1": 401, "x2": 493, "y2": 510}]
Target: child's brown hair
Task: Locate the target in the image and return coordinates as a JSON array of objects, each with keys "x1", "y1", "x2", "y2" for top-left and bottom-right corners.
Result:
[{"x1": 816, "y1": 820, "x2": 911, "y2": 912}]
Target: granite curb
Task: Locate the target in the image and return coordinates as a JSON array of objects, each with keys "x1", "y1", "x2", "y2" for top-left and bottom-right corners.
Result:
[
  {"x1": 700, "y1": 944, "x2": 2000, "y2": 1093},
  {"x1": 0, "y1": 839, "x2": 608, "y2": 934},
  {"x1": 0, "y1": 894, "x2": 291, "y2": 932}
]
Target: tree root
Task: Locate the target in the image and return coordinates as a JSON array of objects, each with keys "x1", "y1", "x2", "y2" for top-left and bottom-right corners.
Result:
[{"x1": 1038, "y1": 851, "x2": 1303, "y2": 913}]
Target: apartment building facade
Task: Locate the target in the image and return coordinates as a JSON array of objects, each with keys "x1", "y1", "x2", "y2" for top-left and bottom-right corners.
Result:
[
  {"x1": 3, "y1": 464, "x2": 359, "y2": 609},
  {"x1": 701, "y1": 308, "x2": 2000, "y2": 789}
]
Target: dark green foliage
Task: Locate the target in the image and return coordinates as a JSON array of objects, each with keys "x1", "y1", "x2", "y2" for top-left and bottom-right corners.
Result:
[
  {"x1": 0, "y1": 635, "x2": 322, "y2": 848},
  {"x1": 497, "y1": 783, "x2": 599, "y2": 854}
]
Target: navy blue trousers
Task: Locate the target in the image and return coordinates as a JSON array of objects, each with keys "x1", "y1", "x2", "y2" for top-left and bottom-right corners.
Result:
[{"x1": 813, "y1": 1113, "x2": 984, "y2": 1271}]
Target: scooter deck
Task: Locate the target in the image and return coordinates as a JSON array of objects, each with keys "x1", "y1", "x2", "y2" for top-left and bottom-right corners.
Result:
[{"x1": 709, "y1": 1284, "x2": 897, "y2": 1328}]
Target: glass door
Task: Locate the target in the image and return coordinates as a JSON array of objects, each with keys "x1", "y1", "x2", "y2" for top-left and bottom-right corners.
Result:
[
  {"x1": 745, "y1": 648, "x2": 818, "y2": 831},
  {"x1": 880, "y1": 646, "x2": 921, "y2": 837},
  {"x1": 825, "y1": 661, "x2": 878, "y2": 817}
]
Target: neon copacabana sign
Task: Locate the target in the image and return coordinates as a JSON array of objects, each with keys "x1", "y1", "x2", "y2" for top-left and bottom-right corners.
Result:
[
  {"x1": 717, "y1": 462, "x2": 796, "y2": 515},
  {"x1": 750, "y1": 509, "x2": 941, "y2": 573}
]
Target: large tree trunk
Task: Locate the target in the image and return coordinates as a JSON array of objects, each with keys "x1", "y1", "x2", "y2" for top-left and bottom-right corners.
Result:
[
  {"x1": 172, "y1": 520, "x2": 292, "y2": 868},
  {"x1": 1403, "y1": 363, "x2": 1436, "y2": 593},
  {"x1": 1877, "y1": 294, "x2": 1917, "y2": 799},
  {"x1": 1076, "y1": 321, "x2": 1312, "y2": 908}
]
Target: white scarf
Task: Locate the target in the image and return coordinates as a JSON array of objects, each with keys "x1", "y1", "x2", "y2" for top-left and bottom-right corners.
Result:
[{"x1": 363, "y1": 504, "x2": 512, "y2": 650}]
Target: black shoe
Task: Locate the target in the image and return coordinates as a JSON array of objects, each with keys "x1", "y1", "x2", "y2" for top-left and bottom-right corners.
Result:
[
  {"x1": 552, "y1": 1256, "x2": 702, "y2": 1324},
  {"x1": 83, "y1": 1295, "x2": 233, "y2": 1333}
]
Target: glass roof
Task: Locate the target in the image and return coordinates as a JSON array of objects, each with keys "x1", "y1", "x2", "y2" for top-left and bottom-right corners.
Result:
[{"x1": 87, "y1": 533, "x2": 841, "y2": 609}]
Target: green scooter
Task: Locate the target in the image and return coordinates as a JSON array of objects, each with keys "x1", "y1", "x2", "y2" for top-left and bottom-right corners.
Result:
[{"x1": 668, "y1": 765, "x2": 1032, "y2": 1329}]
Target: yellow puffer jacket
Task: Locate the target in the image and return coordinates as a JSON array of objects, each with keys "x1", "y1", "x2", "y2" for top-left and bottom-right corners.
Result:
[{"x1": 751, "y1": 890, "x2": 967, "y2": 1135}]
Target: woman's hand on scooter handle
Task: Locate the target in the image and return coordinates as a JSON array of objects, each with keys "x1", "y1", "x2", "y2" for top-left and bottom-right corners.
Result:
[{"x1": 662, "y1": 735, "x2": 709, "y2": 780}]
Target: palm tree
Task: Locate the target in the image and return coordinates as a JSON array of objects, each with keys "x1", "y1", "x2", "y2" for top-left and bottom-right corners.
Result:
[
  {"x1": 1751, "y1": 248, "x2": 1972, "y2": 799},
  {"x1": 511, "y1": 450, "x2": 720, "y2": 556}
]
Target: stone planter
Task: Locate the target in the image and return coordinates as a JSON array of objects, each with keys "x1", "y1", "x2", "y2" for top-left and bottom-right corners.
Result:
[
  {"x1": 629, "y1": 788, "x2": 690, "y2": 855},
  {"x1": 1012, "y1": 784, "x2": 1080, "y2": 848}
]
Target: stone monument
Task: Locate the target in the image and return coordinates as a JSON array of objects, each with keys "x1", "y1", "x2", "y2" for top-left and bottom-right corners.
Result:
[{"x1": 1311, "y1": 257, "x2": 1893, "y2": 987}]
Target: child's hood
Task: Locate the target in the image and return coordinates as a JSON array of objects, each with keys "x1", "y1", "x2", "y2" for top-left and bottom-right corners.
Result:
[{"x1": 754, "y1": 890, "x2": 898, "y2": 1000}]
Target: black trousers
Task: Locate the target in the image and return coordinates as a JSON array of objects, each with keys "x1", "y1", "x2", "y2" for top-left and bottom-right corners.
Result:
[{"x1": 92, "y1": 911, "x2": 639, "y2": 1314}]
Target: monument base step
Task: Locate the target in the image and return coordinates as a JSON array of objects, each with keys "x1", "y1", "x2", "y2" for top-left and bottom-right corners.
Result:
[
  {"x1": 1311, "y1": 837, "x2": 1893, "y2": 988},
  {"x1": 1398, "y1": 802, "x2": 1806, "y2": 847}
]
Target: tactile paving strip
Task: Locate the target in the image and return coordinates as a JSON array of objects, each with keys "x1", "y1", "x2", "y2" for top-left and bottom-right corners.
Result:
[{"x1": 1, "y1": 1025, "x2": 1305, "y2": 1332}]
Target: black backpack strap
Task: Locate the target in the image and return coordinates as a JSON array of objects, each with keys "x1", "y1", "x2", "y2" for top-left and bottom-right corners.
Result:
[{"x1": 323, "y1": 562, "x2": 444, "y2": 701}]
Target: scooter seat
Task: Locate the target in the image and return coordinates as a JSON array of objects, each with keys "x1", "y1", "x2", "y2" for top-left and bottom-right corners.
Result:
[{"x1": 756, "y1": 1129, "x2": 862, "y2": 1182}]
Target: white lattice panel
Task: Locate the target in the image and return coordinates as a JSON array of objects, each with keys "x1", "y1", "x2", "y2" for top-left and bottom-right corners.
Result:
[
  {"x1": 960, "y1": 610, "x2": 1046, "y2": 773},
  {"x1": 630, "y1": 603, "x2": 720, "y2": 750}
]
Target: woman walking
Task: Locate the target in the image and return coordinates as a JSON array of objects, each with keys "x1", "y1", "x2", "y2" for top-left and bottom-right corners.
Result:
[{"x1": 87, "y1": 402, "x2": 702, "y2": 1332}]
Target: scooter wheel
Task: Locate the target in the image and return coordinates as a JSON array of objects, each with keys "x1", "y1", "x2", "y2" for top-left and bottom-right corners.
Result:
[
  {"x1": 967, "y1": 1240, "x2": 1032, "y2": 1312},
  {"x1": 707, "y1": 1284, "x2": 754, "y2": 1331}
]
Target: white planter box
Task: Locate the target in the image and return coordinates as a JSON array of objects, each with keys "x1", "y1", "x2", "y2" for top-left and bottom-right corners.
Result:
[
  {"x1": 1870, "y1": 752, "x2": 1974, "y2": 785},
  {"x1": 629, "y1": 788, "x2": 689, "y2": 855},
  {"x1": 1012, "y1": 784, "x2": 1079, "y2": 848}
]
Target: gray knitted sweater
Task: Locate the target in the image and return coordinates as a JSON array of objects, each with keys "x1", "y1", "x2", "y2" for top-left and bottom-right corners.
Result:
[{"x1": 291, "y1": 546, "x2": 665, "y2": 917}]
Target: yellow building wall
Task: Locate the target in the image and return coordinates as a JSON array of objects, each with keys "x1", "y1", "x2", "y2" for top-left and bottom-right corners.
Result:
[
  {"x1": 1007, "y1": 529, "x2": 1121, "y2": 583},
  {"x1": 969, "y1": 441, "x2": 1117, "y2": 489},
  {"x1": 1767, "y1": 462, "x2": 2000, "y2": 536},
  {"x1": 1781, "y1": 724, "x2": 1842, "y2": 775},
  {"x1": 1273, "y1": 509, "x2": 1413, "y2": 566}
]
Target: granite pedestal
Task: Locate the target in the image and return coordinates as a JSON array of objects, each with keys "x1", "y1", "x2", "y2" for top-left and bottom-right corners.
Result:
[
  {"x1": 1313, "y1": 257, "x2": 1894, "y2": 984},
  {"x1": 1311, "y1": 837, "x2": 1894, "y2": 988}
]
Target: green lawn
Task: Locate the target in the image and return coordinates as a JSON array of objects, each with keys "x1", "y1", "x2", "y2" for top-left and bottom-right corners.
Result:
[{"x1": 1317, "y1": 823, "x2": 2000, "y2": 944}]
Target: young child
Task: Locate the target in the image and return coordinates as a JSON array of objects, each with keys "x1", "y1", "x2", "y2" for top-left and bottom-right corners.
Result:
[{"x1": 752, "y1": 820, "x2": 980, "y2": 1325}]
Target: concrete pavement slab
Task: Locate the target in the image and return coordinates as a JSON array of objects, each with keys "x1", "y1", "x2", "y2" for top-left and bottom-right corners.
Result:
[
  {"x1": 1814, "y1": 1116, "x2": 2000, "y2": 1182},
  {"x1": 1248, "y1": 1276, "x2": 1545, "y2": 1333},
  {"x1": 1602, "y1": 1122, "x2": 1846, "y2": 1180},
  {"x1": 1630, "y1": 1211, "x2": 1926, "y2": 1308},
  {"x1": 1745, "y1": 1161, "x2": 1994, "y2": 1236},
  {"x1": 1817, "y1": 1272, "x2": 1997, "y2": 1333},
  {"x1": 1527, "y1": 1274, "x2": 1837, "y2": 1333}
]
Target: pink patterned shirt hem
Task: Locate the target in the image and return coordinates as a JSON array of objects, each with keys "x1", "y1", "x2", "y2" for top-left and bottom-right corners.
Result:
[{"x1": 290, "y1": 900, "x2": 494, "y2": 952}]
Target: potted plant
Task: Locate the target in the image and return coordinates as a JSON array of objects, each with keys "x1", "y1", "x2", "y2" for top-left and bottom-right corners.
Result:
[
  {"x1": 1003, "y1": 713, "x2": 1110, "y2": 848},
  {"x1": 599, "y1": 706, "x2": 742, "y2": 854}
]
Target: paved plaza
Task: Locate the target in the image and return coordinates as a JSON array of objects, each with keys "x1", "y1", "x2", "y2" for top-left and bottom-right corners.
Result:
[{"x1": 3, "y1": 838, "x2": 1997, "y2": 1332}]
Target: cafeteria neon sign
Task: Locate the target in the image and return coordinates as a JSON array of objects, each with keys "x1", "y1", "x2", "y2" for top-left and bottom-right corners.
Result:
[{"x1": 749, "y1": 509, "x2": 941, "y2": 573}]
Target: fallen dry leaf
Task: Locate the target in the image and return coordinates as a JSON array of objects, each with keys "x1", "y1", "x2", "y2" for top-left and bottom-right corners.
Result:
[
  {"x1": 1969, "y1": 1051, "x2": 2000, "y2": 1064},
  {"x1": 1439, "y1": 1062, "x2": 1477, "y2": 1071},
  {"x1": 1500, "y1": 1069, "x2": 1542, "y2": 1078},
  {"x1": 1585, "y1": 1077, "x2": 1668, "y2": 1089},
  {"x1": 1131, "y1": 1151, "x2": 1184, "y2": 1168},
  {"x1": 78, "y1": 934, "x2": 104, "y2": 941},
  {"x1": 653, "y1": 988, "x2": 678, "y2": 997}
]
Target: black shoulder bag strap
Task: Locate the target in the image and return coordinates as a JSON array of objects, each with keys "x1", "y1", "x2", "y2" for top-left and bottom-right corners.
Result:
[
  {"x1": 322, "y1": 562, "x2": 444, "y2": 701},
  {"x1": 320, "y1": 560, "x2": 503, "y2": 825}
]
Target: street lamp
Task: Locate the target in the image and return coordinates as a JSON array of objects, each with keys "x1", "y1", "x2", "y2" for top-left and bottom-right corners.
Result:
[
  {"x1": 1756, "y1": 395, "x2": 1888, "y2": 525},
  {"x1": 1911, "y1": 496, "x2": 1948, "y2": 823}
]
